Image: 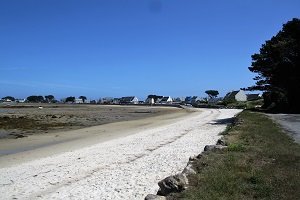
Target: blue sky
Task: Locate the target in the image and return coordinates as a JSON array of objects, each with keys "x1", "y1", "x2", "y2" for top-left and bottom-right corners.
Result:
[{"x1": 1, "y1": 0, "x2": 299, "y2": 100}]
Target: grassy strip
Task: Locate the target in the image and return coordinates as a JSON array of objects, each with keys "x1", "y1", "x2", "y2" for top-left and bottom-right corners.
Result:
[{"x1": 169, "y1": 110, "x2": 300, "y2": 200}]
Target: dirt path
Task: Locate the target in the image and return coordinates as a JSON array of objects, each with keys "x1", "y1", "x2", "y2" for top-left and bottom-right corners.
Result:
[
  {"x1": 0, "y1": 108, "x2": 241, "y2": 200},
  {"x1": 267, "y1": 114, "x2": 300, "y2": 144}
]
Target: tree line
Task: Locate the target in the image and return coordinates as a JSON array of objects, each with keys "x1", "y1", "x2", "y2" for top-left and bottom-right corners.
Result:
[
  {"x1": 1, "y1": 95, "x2": 88, "y2": 103},
  {"x1": 246, "y1": 18, "x2": 300, "y2": 113}
]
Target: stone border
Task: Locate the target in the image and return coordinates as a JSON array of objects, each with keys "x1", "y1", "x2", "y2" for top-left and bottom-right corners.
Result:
[{"x1": 144, "y1": 138, "x2": 228, "y2": 200}]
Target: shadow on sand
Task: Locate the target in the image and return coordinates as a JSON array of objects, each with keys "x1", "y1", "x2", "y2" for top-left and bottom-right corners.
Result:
[{"x1": 209, "y1": 117, "x2": 235, "y2": 125}]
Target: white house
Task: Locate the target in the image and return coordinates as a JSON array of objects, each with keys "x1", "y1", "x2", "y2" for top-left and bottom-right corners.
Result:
[
  {"x1": 120, "y1": 96, "x2": 139, "y2": 104},
  {"x1": 145, "y1": 97, "x2": 155, "y2": 104},
  {"x1": 75, "y1": 98, "x2": 84, "y2": 104},
  {"x1": 224, "y1": 90, "x2": 247, "y2": 102},
  {"x1": 160, "y1": 96, "x2": 173, "y2": 104},
  {"x1": 101, "y1": 97, "x2": 113, "y2": 104},
  {"x1": 16, "y1": 99, "x2": 26, "y2": 103}
]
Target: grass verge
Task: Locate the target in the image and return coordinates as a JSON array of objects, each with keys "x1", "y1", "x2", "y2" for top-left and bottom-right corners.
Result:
[{"x1": 168, "y1": 110, "x2": 300, "y2": 200}]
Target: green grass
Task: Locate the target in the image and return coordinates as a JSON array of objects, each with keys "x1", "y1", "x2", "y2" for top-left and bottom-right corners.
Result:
[{"x1": 168, "y1": 111, "x2": 300, "y2": 200}]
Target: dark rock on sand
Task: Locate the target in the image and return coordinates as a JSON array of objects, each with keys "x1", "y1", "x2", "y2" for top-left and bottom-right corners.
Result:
[{"x1": 157, "y1": 173, "x2": 188, "y2": 196}]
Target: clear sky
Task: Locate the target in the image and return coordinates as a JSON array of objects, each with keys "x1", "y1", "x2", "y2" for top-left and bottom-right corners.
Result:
[{"x1": 1, "y1": 0, "x2": 299, "y2": 100}]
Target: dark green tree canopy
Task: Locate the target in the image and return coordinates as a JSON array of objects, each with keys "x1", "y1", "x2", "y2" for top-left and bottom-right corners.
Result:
[
  {"x1": 65, "y1": 96, "x2": 75, "y2": 103},
  {"x1": 45, "y1": 95, "x2": 55, "y2": 102},
  {"x1": 247, "y1": 18, "x2": 300, "y2": 112},
  {"x1": 79, "y1": 96, "x2": 87, "y2": 102},
  {"x1": 1, "y1": 96, "x2": 15, "y2": 101},
  {"x1": 205, "y1": 90, "x2": 219, "y2": 98},
  {"x1": 27, "y1": 95, "x2": 44, "y2": 103}
]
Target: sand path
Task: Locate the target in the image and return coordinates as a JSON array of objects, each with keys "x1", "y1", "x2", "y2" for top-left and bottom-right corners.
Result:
[{"x1": 0, "y1": 108, "x2": 241, "y2": 200}]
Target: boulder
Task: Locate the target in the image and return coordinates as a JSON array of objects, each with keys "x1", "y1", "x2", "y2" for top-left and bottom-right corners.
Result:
[
  {"x1": 204, "y1": 145, "x2": 227, "y2": 152},
  {"x1": 157, "y1": 173, "x2": 188, "y2": 196},
  {"x1": 216, "y1": 138, "x2": 226, "y2": 146},
  {"x1": 145, "y1": 194, "x2": 166, "y2": 200},
  {"x1": 182, "y1": 164, "x2": 196, "y2": 175}
]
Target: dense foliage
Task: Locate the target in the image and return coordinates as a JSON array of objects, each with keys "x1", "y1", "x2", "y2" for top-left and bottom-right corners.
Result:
[
  {"x1": 26, "y1": 95, "x2": 44, "y2": 103},
  {"x1": 79, "y1": 96, "x2": 87, "y2": 103},
  {"x1": 45, "y1": 95, "x2": 55, "y2": 103},
  {"x1": 248, "y1": 18, "x2": 300, "y2": 112},
  {"x1": 1, "y1": 96, "x2": 15, "y2": 101},
  {"x1": 65, "y1": 96, "x2": 75, "y2": 103}
]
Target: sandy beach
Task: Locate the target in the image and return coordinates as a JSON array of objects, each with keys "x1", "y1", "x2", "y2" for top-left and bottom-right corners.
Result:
[{"x1": 0, "y1": 108, "x2": 241, "y2": 200}]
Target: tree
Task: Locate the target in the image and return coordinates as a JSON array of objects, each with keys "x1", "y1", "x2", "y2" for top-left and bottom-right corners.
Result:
[
  {"x1": 27, "y1": 95, "x2": 44, "y2": 103},
  {"x1": 247, "y1": 18, "x2": 300, "y2": 112},
  {"x1": 1, "y1": 96, "x2": 15, "y2": 101},
  {"x1": 205, "y1": 90, "x2": 219, "y2": 99},
  {"x1": 79, "y1": 96, "x2": 87, "y2": 103},
  {"x1": 45, "y1": 95, "x2": 55, "y2": 103},
  {"x1": 65, "y1": 96, "x2": 75, "y2": 103}
]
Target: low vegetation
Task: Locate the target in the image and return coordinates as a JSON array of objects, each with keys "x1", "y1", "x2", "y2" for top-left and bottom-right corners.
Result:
[{"x1": 169, "y1": 111, "x2": 300, "y2": 200}]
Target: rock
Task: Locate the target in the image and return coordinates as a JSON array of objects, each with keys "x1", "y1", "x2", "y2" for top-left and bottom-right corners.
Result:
[
  {"x1": 157, "y1": 173, "x2": 188, "y2": 196},
  {"x1": 216, "y1": 138, "x2": 226, "y2": 146},
  {"x1": 204, "y1": 145, "x2": 227, "y2": 152},
  {"x1": 182, "y1": 164, "x2": 197, "y2": 175},
  {"x1": 189, "y1": 155, "x2": 198, "y2": 162},
  {"x1": 145, "y1": 194, "x2": 166, "y2": 200},
  {"x1": 196, "y1": 153, "x2": 203, "y2": 159}
]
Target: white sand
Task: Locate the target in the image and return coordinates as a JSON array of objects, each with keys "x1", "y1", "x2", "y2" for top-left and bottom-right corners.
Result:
[{"x1": 0, "y1": 108, "x2": 241, "y2": 200}]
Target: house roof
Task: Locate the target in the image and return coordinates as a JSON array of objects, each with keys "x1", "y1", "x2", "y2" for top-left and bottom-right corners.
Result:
[
  {"x1": 224, "y1": 91, "x2": 239, "y2": 101},
  {"x1": 161, "y1": 96, "x2": 171, "y2": 101},
  {"x1": 120, "y1": 96, "x2": 136, "y2": 102},
  {"x1": 247, "y1": 94, "x2": 260, "y2": 101}
]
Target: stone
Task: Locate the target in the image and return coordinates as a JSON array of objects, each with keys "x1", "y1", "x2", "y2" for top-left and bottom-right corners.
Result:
[
  {"x1": 216, "y1": 138, "x2": 226, "y2": 146},
  {"x1": 204, "y1": 145, "x2": 227, "y2": 152},
  {"x1": 145, "y1": 194, "x2": 167, "y2": 200},
  {"x1": 189, "y1": 155, "x2": 197, "y2": 162},
  {"x1": 157, "y1": 173, "x2": 188, "y2": 196},
  {"x1": 182, "y1": 164, "x2": 197, "y2": 175}
]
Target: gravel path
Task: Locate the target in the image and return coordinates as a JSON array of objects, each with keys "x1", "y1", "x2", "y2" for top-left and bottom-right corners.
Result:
[
  {"x1": 0, "y1": 109, "x2": 241, "y2": 200},
  {"x1": 267, "y1": 114, "x2": 300, "y2": 144}
]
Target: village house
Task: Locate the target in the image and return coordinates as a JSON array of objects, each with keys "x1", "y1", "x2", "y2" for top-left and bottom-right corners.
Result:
[
  {"x1": 160, "y1": 96, "x2": 173, "y2": 104},
  {"x1": 113, "y1": 98, "x2": 120, "y2": 104},
  {"x1": 247, "y1": 94, "x2": 261, "y2": 101},
  {"x1": 224, "y1": 90, "x2": 247, "y2": 102},
  {"x1": 15, "y1": 99, "x2": 26, "y2": 103},
  {"x1": 75, "y1": 98, "x2": 84, "y2": 104},
  {"x1": 120, "y1": 96, "x2": 139, "y2": 104},
  {"x1": 191, "y1": 96, "x2": 205, "y2": 105},
  {"x1": 145, "y1": 97, "x2": 155, "y2": 104},
  {"x1": 100, "y1": 97, "x2": 113, "y2": 104}
]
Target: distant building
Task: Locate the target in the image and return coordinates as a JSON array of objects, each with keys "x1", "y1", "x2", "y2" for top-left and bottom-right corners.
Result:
[
  {"x1": 120, "y1": 96, "x2": 139, "y2": 104},
  {"x1": 16, "y1": 99, "x2": 26, "y2": 103},
  {"x1": 173, "y1": 97, "x2": 185, "y2": 103},
  {"x1": 75, "y1": 98, "x2": 84, "y2": 104},
  {"x1": 101, "y1": 97, "x2": 114, "y2": 104},
  {"x1": 113, "y1": 98, "x2": 120, "y2": 104},
  {"x1": 185, "y1": 96, "x2": 192, "y2": 104},
  {"x1": 224, "y1": 90, "x2": 247, "y2": 102},
  {"x1": 90, "y1": 100, "x2": 97, "y2": 104},
  {"x1": 247, "y1": 94, "x2": 261, "y2": 101},
  {"x1": 145, "y1": 97, "x2": 155, "y2": 104},
  {"x1": 160, "y1": 96, "x2": 173, "y2": 104},
  {"x1": 191, "y1": 96, "x2": 205, "y2": 105}
]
